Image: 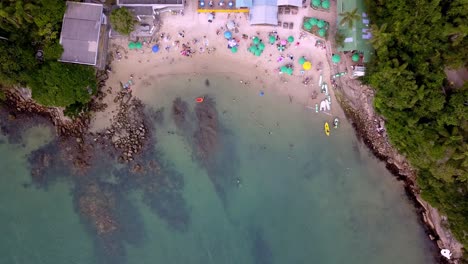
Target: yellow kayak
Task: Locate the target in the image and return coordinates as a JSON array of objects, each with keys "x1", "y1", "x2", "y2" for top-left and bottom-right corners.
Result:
[{"x1": 324, "y1": 122, "x2": 330, "y2": 136}]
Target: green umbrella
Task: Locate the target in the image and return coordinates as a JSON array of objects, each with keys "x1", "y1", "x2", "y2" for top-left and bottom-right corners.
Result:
[
  {"x1": 231, "y1": 46, "x2": 238, "y2": 53},
  {"x1": 249, "y1": 45, "x2": 258, "y2": 53},
  {"x1": 352, "y1": 53, "x2": 359, "y2": 62},
  {"x1": 280, "y1": 66, "x2": 288, "y2": 73},
  {"x1": 135, "y1": 42, "x2": 142, "y2": 49},
  {"x1": 254, "y1": 50, "x2": 262, "y2": 56},
  {"x1": 298, "y1": 57, "x2": 306, "y2": 65},
  {"x1": 287, "y1": 36, "x2": 294, "y2": 43},
  {"x1": 322, "y1": 0, "x2": 330, "y2": 9},
  {"x1": 317, "y1": 20, "x2": 326, "y2": 28},
  {"x1": 304, "y1": 22, "x2": 312, "y2": 30},
  {"x1": 258, "y1": 42, "x2": 265, "y2": 50},
  {"x1": 312, "y1": 0, "x2": 320, "y2": 7},
  {"x1": 128, "y1": 42, "x2": 136, "y2": 49},
  {"x1": 318, "y1": 28, "x2": 326, "y2": 37},
  {"x1": 252, "y1": 37, "x2": 260, "y2": 45},
  {"x1": 332, "y1": 54, "x2": 341, "y2": 63},
  {"x1": 308, "y1": 18, "x2": 318, "y2": 26},
  {"x1": 286, "y1": 68, "x2": 293, "y2": 75},
  {"x1": 269, "y1": 35, "x2": 276, "y2": 44}
]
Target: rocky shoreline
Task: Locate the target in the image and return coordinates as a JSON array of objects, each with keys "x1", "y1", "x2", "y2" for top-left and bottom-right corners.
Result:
[{"x1": 333, "y1": 81, "x2": 463, "y2": 263}]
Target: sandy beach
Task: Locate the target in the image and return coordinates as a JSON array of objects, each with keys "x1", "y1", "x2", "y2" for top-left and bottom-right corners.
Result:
[{"x1": 90, "y1": 0, "x2": 342, "y2": 131}]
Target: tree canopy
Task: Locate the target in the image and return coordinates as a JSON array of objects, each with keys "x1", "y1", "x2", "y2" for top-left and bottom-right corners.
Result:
[
  {"x1": 0, "y1": 0, "x2": 96, "y2": 108},
  {"x1": 110, "y1": 7, "x2": 135, "y2": 36},
  {"x1": 364, "y1": 0, "x2": 468, "y2": 254}
]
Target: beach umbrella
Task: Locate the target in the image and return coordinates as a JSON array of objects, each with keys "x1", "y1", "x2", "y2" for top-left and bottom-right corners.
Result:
[
  {"x1": 322, "y1": 0, "x2": 330, "y2": 9},
  {"x1": 317, "y1": 20, "x2": 326, "y2": 28},
  {"x1": 280, "y1": 66, "x2": 288, "y2": 73},
  {"x1": 258, "y1": 42, "x2": 265, "y2": 50},
  {"x1": 298, "y1": 57, "x2": 306, "y2": 65},
  {"x1": 303, "y1": 61, "x2": 312, "y2": 70},
  {"x1": 332, "y1": 54, "x2": 341, "y2": 63},
  {"x1": 269, "y1": 35, "x2": 276, "y2": 44},
  {"x1": 286, "y1": 68, "x2": 293, "y2": 75},
  {"x1": 312, "y1": 0, "x2": 320, "y2": 7},
  {"x1": 250, "y1": 45, "x2": 258, "y2": 53},
  {"x1": 135, "y1": 42, "x2": 142, "y2": 49},
  {"x1": 287, "y1": 36, "x2": 294, "y2": 43},
  {"x1": 152, "y1": 45, "x2": 159, "y2": 53},
  {"x1": 318, "y1": 28, "x2": 326, "y2": 37},
  {"x1": 224, "y1": 31, "x2": 232, "y2": 39},
  {"x1": 304, "y1": 22, "x2": 312, "y2": 30},
  {"x1": 277, "y1": 45, "x2": 285, "y2": 52},
  {"x1": 231, "y1": 46, "x2": 238, "y2": 53},
  {"x1": 308, "y1": 17, "x2": 318, "y2": 26},
  {"x1": 280, "y1": 39, "x2": 287, "y2": 45},
  {"x1": 252, "y1": 37, "x2": 260, "y2": 45},
  {"x1": 128, "y1": 42, "x2": 136, "y2": 49},
  {"x1": 254, "y1": 50, "x2": 262, "y2": 57},
  {"x1": 352, "y1": 53, "x2": 360, "y2": 62}
]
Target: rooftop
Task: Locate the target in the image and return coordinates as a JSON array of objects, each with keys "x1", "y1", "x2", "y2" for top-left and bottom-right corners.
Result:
[
  {"x1": 336, "y1": 0, "x2": 373, "y2": 62},
  {"x1": 59, "y1": 2, "x2": 103, "y2": 66}
]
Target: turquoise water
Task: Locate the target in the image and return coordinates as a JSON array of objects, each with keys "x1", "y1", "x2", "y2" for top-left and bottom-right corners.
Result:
[{"x1": 0, "y1": 73, "x2": 436, "y2": 264}]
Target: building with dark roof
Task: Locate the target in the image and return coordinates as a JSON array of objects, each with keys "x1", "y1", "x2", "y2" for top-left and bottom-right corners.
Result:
[{"x1": 59, "y1": 2, "x2": 105, "y2": 66}]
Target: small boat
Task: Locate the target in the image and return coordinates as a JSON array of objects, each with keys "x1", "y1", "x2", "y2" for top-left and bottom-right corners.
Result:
[
  {"x1": 333, "y1": 117, "x2": 339, "y2": 128},
  {"x1": 315, "y1": 103, "x2": 318, "y2": 113},
  {"x1": 196, "y1": 97, "x2": 204, "y2": 103},
  {"x1": 324, "y1": 122, "x2": 330, "y2": 136}
]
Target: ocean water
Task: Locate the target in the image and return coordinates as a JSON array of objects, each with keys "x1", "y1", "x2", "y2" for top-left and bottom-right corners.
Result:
[{"x1": 0, "y1": 73, "x2": 436, "y2": 264}]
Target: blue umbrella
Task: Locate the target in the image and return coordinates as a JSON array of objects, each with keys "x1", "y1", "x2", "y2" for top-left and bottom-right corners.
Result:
[
  {"x1": 152, "y1": 45, "x2": 159, "y2": 53},
  {"x1": 224, "y1": 31, "x2": 232, "y2": 39}
]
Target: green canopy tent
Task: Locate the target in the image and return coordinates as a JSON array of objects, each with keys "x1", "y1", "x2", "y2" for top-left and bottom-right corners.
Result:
[
  {"x1": 308, "y1": 18, "x2": 318, "y2": 26},
  {"x1": 304, "y1": 22, "x2": 312, "y2": 30},
  {"x1": 298, "y1": 57, "x2": 306, "y2": 65},
  {"x1": 254, "y1": 50, "x2": 262, "y2": 56},
  {"x1": 258, "y1": 42, "x2": 265, "y2": 50},
  {"x1": 286, "y1": 67, "x2": 293, "y2": 75},
  {"x1": 352, "y1": 53, "x2": 359, "y2": 62},
  {"x1": 249, "y1": 45, "x2": 258, "y2": 53},
  {"x1": 280, "y1": 66, "x2": 288, "y2": 73},
  {"x1": 268, "y1": 35, "x2": 276, "y2": 44},
  {"x1": 321, "y1": 0, "x2": 330, "y2": 9},
  {"x1": 312, "y1": 0, "x2": 320, "y2": 7},
  {"x1": 135, "y1": 42, "x2": 142, "y2": 49},
  {"x1": 317, "y1": 20, "x2": 326, "y2": 28},
  {"x1": 332, "y1": 54, "x2": 341, "y2": 63},
  {"x1": 231, "y1": 46, "x2": 238, "y2": 53},
  {"x1": 252, "y1": 37, "x2": 260, "y2": 45},
  {"x1": 287, "y1": 36, "x2": 294, "y2": 43},
  {"x1": 318, "y1": 28, "x2": 326, "y2": 37},
  {"x1": 128, "y1": 42, "x2": 136, "y2": 49}
]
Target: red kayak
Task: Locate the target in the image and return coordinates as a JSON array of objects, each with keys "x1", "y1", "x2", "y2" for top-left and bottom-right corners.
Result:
[{"x1": 196, "y1": 97, "x2": 204, "y2": 103}]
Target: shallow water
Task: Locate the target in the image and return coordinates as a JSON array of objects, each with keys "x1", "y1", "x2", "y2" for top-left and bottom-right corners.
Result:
[{"x1": 0, "y1": 73, "x2": 435, "y2": 264}]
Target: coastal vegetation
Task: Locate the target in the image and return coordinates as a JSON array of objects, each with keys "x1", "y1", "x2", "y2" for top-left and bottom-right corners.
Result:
[
  {"x1": 0, "y1": 0, "x2": 96, "y2": 109},
  {"x1": 110, "y1": 7, "x2": 135, "y2": 36},
  {"x1": 365, "y1": 0, "x2": 468, "y2": 253}
]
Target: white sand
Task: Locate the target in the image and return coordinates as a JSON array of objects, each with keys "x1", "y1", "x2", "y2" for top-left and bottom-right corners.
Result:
[{"x1": 90, "y1": 1, "x2": 342, "y2": 132}]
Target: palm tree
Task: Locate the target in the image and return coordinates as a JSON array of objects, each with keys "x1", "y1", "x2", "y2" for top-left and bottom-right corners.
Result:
[
  {"x1": 370, "y1": 23, "x2": 390, "y2": 49},
  {"x1": 339, "y1": 8, "x2": 361, "y2": 29}
]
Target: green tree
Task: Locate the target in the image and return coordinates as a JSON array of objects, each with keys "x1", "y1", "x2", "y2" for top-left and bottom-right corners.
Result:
[
  {"x1": 339, "y1": 8, "x2": 361, "y2": 29},
  {"x1": 110, "y1": 7, "x2": 135, "y2": 35},
  {"x1": 27, "y1": 62, "x2": 96, "y2": 107},
  {"x1": 334, "y1": 30, "x2": 346, "y2": 48}
]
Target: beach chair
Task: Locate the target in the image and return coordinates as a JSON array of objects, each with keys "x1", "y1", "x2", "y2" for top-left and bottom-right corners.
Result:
[
  {"x1": 289, "y1": 22, "x2": 294, "y2": 29},
  {"x1": 284, "y1": 7, "x2": 291, "y2": 15},
  {"x1": 278, "y1": 21, "x2": 282, "y2": 27},
  {"x1": 278, "y1": 7, "x2": 284, "y2": 14},
  {"x1": 283, "y1": 22, "x2": 289, "y2": 29},
  {"x1": 292, "y1": 7, "x2": 299, "y2": 15}
]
